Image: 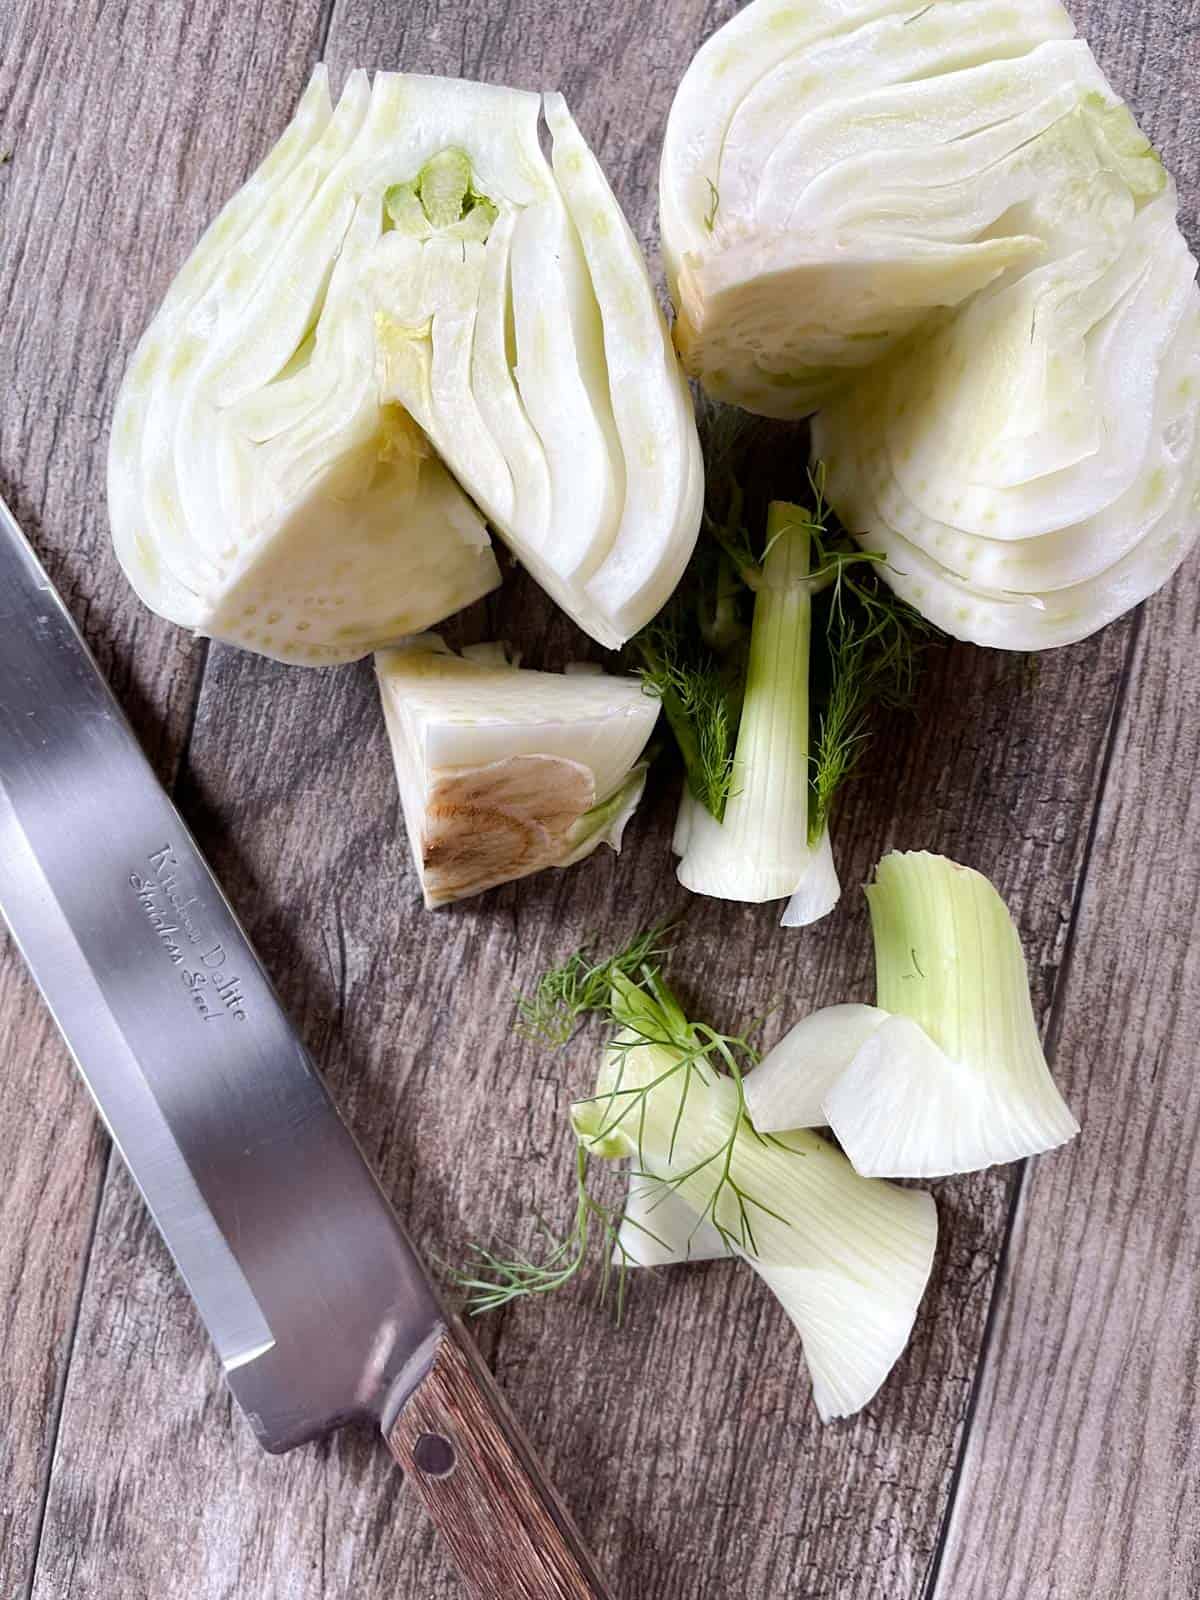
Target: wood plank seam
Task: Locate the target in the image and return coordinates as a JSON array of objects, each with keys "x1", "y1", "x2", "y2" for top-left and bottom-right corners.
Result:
[
  {"x1": 17, "y1": 1154, "x2": 112, "y2": 1600},
  {"x1": 920, "y1": 605, "x2": 1149, "y2": 1600}
]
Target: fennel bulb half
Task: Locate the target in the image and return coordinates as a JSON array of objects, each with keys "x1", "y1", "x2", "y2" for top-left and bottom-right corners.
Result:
[
  {"x1": 375, "y1": 637, "x2": 659, "y2": 905},
  {"x1": 110, "y1": 68, "x2": 702, "y2": 665},
  {"x1": 661, "y1": 2, "x2": 1200, "y2": 648}
]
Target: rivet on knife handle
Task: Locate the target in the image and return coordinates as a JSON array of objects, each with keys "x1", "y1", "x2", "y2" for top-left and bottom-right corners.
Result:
[{"x1": 388, "y1": 1320, "x2": 614, "y2": 1600}]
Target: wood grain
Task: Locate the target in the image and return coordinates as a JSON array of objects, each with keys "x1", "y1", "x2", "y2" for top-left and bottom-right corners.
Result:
[
  {"x1": 0, "y1": 0, "x2": 325, "y2": 1591},
  {"x1": 4, "y1": 3, "x2": 1196, "y2": 1600},
  {"x1": 933, "y1": 577, "x2": 1200, "y2": 1600},
  {"x1": 388, "y1": 1322, "x2": 613, "y2": 1599},
  {"x1": 929, "y1": 12, "x2": 1200, "y2": 1590}
]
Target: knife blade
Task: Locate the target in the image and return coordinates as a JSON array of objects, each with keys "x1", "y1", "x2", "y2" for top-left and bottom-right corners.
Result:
[{"x1": 0, "y1": 494, "x2": 611, "y2": 1600}]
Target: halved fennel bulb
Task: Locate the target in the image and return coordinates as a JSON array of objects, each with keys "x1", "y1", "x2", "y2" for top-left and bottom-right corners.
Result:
[
  {"x1": 824, "y1": 852, "x2": 1079, "y2": 1176},
  {"x1": 110, "y1": 68, "x2": 702, "y2": 663},
  {"x1": 574, "y1": 977, "x2": 937, "y2": 1420},
  {"x1": 661, "y1": 2, "x2": 1200, "y2": 647},
  {"x1": 744, "y1": 1003, "x2": 889, "y2": 1132},
  {"x1": 375, "y1": 638, "x2": 659, "y2": 905}
]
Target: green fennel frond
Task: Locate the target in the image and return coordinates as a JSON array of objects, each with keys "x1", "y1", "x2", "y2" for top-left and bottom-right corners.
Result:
[
  {"x1": 638, "y1": 616, "x2": 739, "y2": 820},
  {"x1": 450, "y1": 1146, "x2": 639, "y2": 1320},
  {"x1": 459, "y1": 943, "x2": 770, "y2": 1317},
  {"x1": 577, "y1": 968, "x2": 771, "y2": 1257},
  {"x1": 807, "y1": 467, "x2": 937, "y2": 843},
  {"x1": 513, "y1": 923, "x2": 676, "y2": 1048}
]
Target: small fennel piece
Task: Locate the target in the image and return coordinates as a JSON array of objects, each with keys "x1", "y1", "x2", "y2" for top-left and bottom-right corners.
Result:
[
  {"x1": 661, "y1": 2, "x2": 1200, "y2": 648},
  {"x1": 109, "y1": 70, "x2": 702, "y2": 664},
  {"x1": 675, "y1": 501, "x2": 836, "y2": 917},
  {"x1": 825, "y1": 851, "x2": 1080, "y2": 1176},
  {"x1": 571, "y1": 972, "x2": 938, "y2": 1421},
  {"x1": 744, "y1": 1003, "x2": 890, "y2": 1132},
  {"x1": 375, "y1": 638, "x2": 659, "y2": 907}
]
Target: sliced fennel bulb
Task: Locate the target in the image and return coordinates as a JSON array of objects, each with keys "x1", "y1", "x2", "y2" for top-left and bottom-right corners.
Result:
[
  {"x1": 744, "y1": 1004, "x2": 889, "y2": 1132},
  {"x1": 110, "y1": 69, "x2": 701, "y2": 663},
  {"x1": 815, "y1": 210, "x2": 1200, "y2": 648},
  {"x1": 375, "y1": 638, "x2": 658, "y2": 906},
  {"x1": 823, "y1": 852, "x2": 1079, "y2": 1176},
  {"x1": 571, "y1": 974, "x2": 937, "y2": 1421},
  {"x1": 660, "y1": 3, "x2": 1200, "y2": 647}
]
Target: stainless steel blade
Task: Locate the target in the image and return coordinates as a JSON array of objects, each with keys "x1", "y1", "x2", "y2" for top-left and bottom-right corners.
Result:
[{"x1": 0, "y1": 496, "x2": 443, "y2": 1450}]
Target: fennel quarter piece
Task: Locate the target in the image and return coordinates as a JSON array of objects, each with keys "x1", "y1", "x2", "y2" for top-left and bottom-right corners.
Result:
[{"x1": 0, "y1": 494, "x2": 611, "y2": 1600}]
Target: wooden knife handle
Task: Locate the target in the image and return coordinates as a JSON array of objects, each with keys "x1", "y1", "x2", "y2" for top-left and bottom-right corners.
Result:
[{"x1": 386, "y1": 1319, "x2": 614, "y2": 1600}]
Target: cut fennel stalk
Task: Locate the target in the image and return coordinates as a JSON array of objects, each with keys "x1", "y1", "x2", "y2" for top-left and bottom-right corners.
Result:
[
  {"x1": 824, "y1": 851, "x2": 1080, "y2": 1177},
  {"x1": 570, "y1": 972, "x2": 937, "y2": 1421},
  {"x1": 375, "y1": 637, "x2": 658, "y2": 906},
  {"x1": 674, "y1": 502, "x2": 837, "y2": 920},
  {"x1": 643, "y1": 475, "x2": 931, "y2": 927}
]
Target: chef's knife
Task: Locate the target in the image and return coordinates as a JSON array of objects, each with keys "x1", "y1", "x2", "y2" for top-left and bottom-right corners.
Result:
[{"x1": 0, "y1": 493, "x2": 612, "y2": 1600}]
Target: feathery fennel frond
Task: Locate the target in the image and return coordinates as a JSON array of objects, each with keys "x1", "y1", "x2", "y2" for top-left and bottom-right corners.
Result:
[
  {"x1": 513, "y1": 923, "x2": 676, "y2": 1047},
  {"x1": 638, "y1": 616, "x2": 739, "y2": 820},
  {"x1": 808, "y1": 511, "x2": 936, "y2": 843},
  {"x1": 458, "y1": 939, "x2": 766, "y2": 1315},
  {"x1": 451, "y1": 1146, "x2": 640, "y2": 1320}
]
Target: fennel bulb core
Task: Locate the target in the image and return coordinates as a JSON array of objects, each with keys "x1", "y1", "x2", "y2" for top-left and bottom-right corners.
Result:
[
  {"x1": 376, "y1": 639, "x2": 659, "y2": 905},
  {"x1": 110, "y1": 69, "x2": 701, "y2": 662}
]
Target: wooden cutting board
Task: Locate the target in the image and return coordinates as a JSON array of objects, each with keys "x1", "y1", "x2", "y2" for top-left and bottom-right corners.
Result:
[{"x1": 1, "y1": 0, "x2": 1197, "y2": 1595}]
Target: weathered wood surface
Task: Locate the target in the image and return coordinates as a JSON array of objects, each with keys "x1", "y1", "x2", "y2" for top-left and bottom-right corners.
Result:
[
  {"x1": 0, "y1": 2, "x2": 328, "y2": 1595},
  {"x1": 0, "y1": 2, "x2": 1196, "y2": 1599},
  {"x1": 929, "y1": 7, "x2": 1200, "y2": 1597},
  {"x1": 936, "y1": 519, "x2": 1200, "y2": 1600}
]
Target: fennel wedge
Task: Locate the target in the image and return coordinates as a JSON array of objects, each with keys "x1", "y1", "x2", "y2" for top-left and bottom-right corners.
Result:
[
  {"x1": 110, "y1": 69, "x2": 702, "y2": 663},
  {"x1": 375, "y1": 638, "x2": 658, "y2": 906},
  {"x1": 575, "y1": 971, "x2": 937, "y2": 1421}
]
